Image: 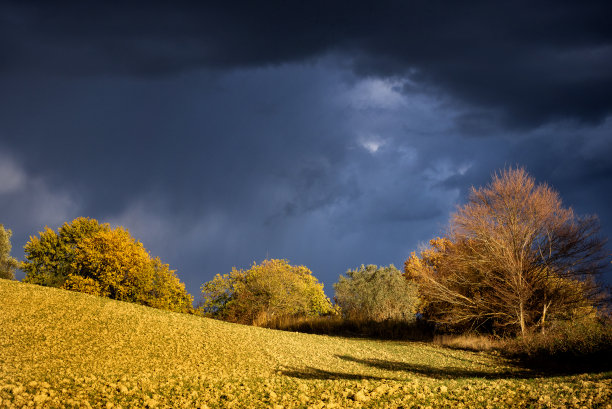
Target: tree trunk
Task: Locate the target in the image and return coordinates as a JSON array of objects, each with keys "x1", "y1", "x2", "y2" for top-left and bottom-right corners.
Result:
[
  {"x1": 519, "y1": 301, "x2": 526, "y2": 336},
  {"x1": 541, "y1": 302, "x2": 548, "y2": 333}
]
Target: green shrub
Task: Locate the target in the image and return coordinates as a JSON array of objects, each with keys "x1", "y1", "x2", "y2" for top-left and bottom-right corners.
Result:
[{"x1": 334, "y1": 264, "x2": 419, "y2": 322}]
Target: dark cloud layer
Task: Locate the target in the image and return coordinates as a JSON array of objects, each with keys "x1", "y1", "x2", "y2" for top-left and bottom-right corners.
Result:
[
  {"x1": 2, "y1": 1, "x2": 611, "y2": 126},
  {"x1": 0, "y1": 1, "x2": 611, "y2": 296}
]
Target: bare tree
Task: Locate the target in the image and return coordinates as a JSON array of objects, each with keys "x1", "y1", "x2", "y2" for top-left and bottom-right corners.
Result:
[{"x1": 406, "y1": 168, "x2": 608, "y2": 335}]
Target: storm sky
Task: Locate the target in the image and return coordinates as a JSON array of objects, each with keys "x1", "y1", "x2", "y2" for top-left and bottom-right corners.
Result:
[{"x1": 1, "y1": 0, "x2": 611, "y2": 298}]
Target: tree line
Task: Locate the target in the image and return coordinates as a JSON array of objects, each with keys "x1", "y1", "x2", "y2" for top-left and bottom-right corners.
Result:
[{"x1": 1, "y1": 168, "x2": 609, "y2": 336}]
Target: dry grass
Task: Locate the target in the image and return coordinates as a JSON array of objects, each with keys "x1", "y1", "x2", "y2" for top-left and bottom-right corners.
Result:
[
  {"x1": 433, "y1": 333, "x2": 499, "y2": 352},
  {"x1": 1, "y1": 279, "x2": 611, "y2": 408},
  {"x1": 500, "y1": 319, "x2": 612, "y2": 372},
  {"x1": 263, "y1": 315, "x2": 432, "y2": 341}
]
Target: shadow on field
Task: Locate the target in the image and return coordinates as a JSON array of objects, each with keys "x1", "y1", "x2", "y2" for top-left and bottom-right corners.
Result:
[
  {"x1": 335, "y1": 355, "x2": 535, "y2": 380},
  {"x1": 279, "y1": 366, "x2": 388, "y2": 381},
  {"x1": 279, "y1": 356, "x2": 551, "y2": 381},
  {"x1": 279, "y1": 363, "x2": 531, "y2": 381},
  {"x1": 426, "y1": 348, "x2": 486, "y2": 364},
  {"x1": 279, "y1": 355, "x2": 536, "y2": 381},
  {"x1": 280, "y1": 353, "x2": 610, "y2": 381},
  {"x1": 506, "y1": 351, "x2": 612, "y2": 375}
]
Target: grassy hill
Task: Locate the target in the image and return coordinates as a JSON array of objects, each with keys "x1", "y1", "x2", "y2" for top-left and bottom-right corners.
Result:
[{"x1": 1, "y1": 279, "x2": 610, "y2": 408}]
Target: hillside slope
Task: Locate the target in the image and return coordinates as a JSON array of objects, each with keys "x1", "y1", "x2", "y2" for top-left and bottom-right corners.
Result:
[{"x1": 1, "y1": 279, "x2": 610, "y2": 408}]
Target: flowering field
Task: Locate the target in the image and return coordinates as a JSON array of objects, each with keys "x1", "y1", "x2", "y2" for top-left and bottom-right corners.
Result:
[{"x1": 1, "y1": 279, "x2": 610, "y2": 408}]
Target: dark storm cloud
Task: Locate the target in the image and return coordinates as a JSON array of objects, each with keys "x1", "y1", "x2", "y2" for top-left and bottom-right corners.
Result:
[{"x1": 2, "y1": 0, "x2": 611, "y2": 127}]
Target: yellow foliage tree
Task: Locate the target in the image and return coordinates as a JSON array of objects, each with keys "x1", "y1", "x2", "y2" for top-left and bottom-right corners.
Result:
[
  {"x1": 24, "y1": 217, "x2": 193, "y2": 313},
  {"x1": 200, "y1": 259, "x2": 334, "y2": 325}
]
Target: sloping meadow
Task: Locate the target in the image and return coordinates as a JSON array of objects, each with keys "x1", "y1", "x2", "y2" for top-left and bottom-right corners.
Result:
[{"x1": 1, "y1": 279, "x2": 610, "y2": 408}]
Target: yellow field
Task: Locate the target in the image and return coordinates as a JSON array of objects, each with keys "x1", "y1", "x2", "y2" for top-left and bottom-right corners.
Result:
[{"x1": 1, "y1": 279, "x2": 610, "y2": 408}]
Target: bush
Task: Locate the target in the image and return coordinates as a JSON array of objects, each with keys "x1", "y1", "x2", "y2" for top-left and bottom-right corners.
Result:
[
  {"x1": 334, "y1": 264, "x2": 419, "y2": 322},
  {"x1": 200, "y1": 259, "x2": 334, "y2": 325},
  {"x1": 501, "y1": 317, "x2": 612, "y2": 371}
]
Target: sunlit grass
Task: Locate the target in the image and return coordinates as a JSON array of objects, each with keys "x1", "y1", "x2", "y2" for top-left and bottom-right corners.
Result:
[
  {"x1": 1, "y1": 279, "x2": 611, "y2": 408},
  {"x1": 433, "y1": 333, "x2": 498, "y2": 352}
]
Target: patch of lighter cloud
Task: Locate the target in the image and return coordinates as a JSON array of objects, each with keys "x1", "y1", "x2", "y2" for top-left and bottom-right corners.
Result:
[
  {"x1": 0, "y1": 151, "x2": 77, "y2": 228},
  {"x1": 362, "y1": 140, "x2": 382, "y2": 153},
  {"x1": 457, "y1": 162, "x2": 473, "y2": 176},
  {"x1": 425, "y1": 160, "x2": 472, "y2": 183},
  {"x1": 0, "y1": 155, "x2": 26, "y2": 194},
  {"x1": 357, "y1": 134, "x2": 386, "y2": 153},
  {"x1": 347, "y1": 78, "x2": 405, "y2": 110},
  {"x1": 424, "y1": 161, "x2": 454, "y2": 182}
]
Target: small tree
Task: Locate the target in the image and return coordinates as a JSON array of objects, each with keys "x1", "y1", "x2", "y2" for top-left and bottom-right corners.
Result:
[
  {"x1": 200, "y1": 259, "x2": 334, "y2": 325},
  {"x1": 406, "y1": 168, "x2": 608, "y2": 335},
  {"x1": 0, "y1": 224, "x2": 18, "y2": 280},
  {"x1": 334, "y1": 264, "x2": 419, "y2": 322}
]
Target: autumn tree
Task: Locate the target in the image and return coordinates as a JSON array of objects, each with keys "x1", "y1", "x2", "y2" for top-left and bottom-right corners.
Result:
[
  {"x1": 22, "y1": 217, "x2": 108, "y2": 287},
  {"x1": 405, "y1": 168, "x2": 608, "y2": 336},
  {"x1": 0, "y1": 224, "x2": 19, "y2": 280},
  {"x1": 200, "y1": 259, "x2": 334, "y2": 325},
  {"x1": 334, "y1": 264, "x2": 419, "y2": 322},
  {"x1": 23, "y1": 217, "x2": 193, "y2": 313}
]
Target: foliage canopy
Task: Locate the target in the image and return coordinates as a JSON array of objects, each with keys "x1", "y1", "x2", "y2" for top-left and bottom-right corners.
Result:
[
  {"x1": 23, "y1": 217, "x2": 192, "y2": 312},
  {"x1": 200, "y1": 259, "x2": 334, "y2": 325},
  {"x1": 334, "y1": 264, "x2": 419, "y2": 322}
]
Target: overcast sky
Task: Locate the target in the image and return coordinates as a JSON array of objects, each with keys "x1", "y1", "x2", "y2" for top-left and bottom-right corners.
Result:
[{"x1": 1, "y1": 0, "x2": 611, "y2": 298}]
